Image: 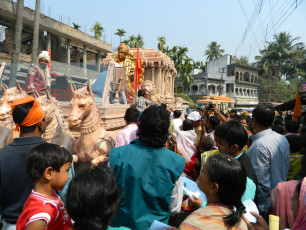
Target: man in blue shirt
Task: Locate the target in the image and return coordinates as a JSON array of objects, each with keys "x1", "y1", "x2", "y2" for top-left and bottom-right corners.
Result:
[{"x1": 246, "y1": 104, "x2": 289, "y2": 219}]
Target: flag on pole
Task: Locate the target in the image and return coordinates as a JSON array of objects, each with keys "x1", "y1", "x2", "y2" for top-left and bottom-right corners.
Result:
[
  {"x1": 293, "y1": 87, "x2": 301, "y2": 121},
  {"x1": 134, "y1": 45, "x2": 142, "y2": 90}
]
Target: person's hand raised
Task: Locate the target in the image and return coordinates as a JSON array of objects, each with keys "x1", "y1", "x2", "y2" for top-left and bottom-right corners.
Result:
[
  {"x1": 242, "y1": 212, "x2": 269, "y2": 230},
  {"x1": 188, "y1": 195, "x2": 203, "y2": 209}
]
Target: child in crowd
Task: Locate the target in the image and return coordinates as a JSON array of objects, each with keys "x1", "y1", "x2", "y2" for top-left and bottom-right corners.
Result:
[
  {"x1": 17, "y1": 143, "x2": 73, "y2": 230},
  {"x1": 132, "y1": 89, "x2": 151, "y2": 113},
  {"x1": 66, "y1": 165, "x2": 130, "y2": 230},
  {"x1": 285, "y1": 135, "x2": 303, "y2": 180}
]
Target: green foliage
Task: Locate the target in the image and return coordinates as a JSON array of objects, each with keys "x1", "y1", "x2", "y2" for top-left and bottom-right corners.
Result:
[
  {"x1": 233, "y1": 56, "x2": 249, "y2": 65},
  {"x1": 157, "y1": 36, "x2": 166, "y2": 51},
  {"x1": 174, "y1": 93, "x2": 195, "y2": 108},
  {"x1": 90, "y1": 22, "x2": 104, "y2": 39},
  {"x1": 114, "y1": 29, "x2": 126, "y2": 43},
  {"x1": 123, "y1": 34, "x2": 144, "y2": 48},
  {"x1": 204, "y1": 41, "x2": 224, "y2": 61}
]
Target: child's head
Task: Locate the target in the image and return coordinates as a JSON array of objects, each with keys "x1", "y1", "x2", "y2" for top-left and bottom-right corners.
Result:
[
  {"x1": 138, "y1": 89, "x2": 146, "y2": 97},
  {"x1": 182, "y1": 119, "x2": 193, "y2": 131},
  {"x1": 199, "y1": 154, "x2": 246, "y2": 227},
  {"x1": 66, "y1": 165, "x2": 121, "y2": 230},
  {"x1": 214, "y1": 120, "x2": 248, "y2": 155},
  {"x1": 26, "y1": 143, "x2": 72, "y2": 191},
  {"x1": 200, "y1": 137, "x2": 214, "y2": 152}
]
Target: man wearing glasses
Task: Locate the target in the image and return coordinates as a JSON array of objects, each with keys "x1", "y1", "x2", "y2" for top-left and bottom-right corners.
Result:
[{"x1": 25, "y1": 51, "x2": 60, "y2": 91}]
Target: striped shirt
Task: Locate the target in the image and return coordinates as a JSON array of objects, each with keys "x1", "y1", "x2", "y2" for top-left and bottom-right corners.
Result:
[
  {"x1": 246, "y1": 129, "x2": 290, "y2": 213},
  {"x1": 16, "y1": 190, "x2": 72, "y2": 230}
]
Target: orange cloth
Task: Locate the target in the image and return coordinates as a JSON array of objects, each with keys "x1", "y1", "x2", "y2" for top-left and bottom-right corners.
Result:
[
  {"x1": 293, "y1": 88, "x2": 301, "y2": 122},
  {"x1": 11, "y1": 96, "x2": 45, "y2": 133}
]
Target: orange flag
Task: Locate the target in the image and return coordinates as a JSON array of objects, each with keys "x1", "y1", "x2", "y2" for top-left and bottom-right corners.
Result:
[
  {"x1": 134, "y1": 45, "x2": 142, "y2": 90},
  {"x1": 293, "y1": 87, "x2": 301, "y2": 121}
]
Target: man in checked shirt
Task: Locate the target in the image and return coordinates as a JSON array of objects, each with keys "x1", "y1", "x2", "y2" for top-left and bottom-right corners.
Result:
[{"x1": 246, "y1": 104, "x2": 290, "y2": 221}]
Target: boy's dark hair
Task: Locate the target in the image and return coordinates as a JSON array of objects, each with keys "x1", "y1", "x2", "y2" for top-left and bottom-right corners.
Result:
[
  {"x1": 271, "y1": 125, "x2": 284, "y2": 135},
  {"x1": 253, "y1": 105, "x2": 275, "y2": 128},
  {"x1": 12, "y1": 101, "x2": 37, "y2": 133},
  {"x1": 285, "y1": 120, "x2": 299, "y2": 133},
  {"x1": 137, "y1": 89, "x2": 146, "y2": 97},
  {"x1": 285, "y1": 134, "x2": 301, "y2": 153},
  {"x1": 215, "y1": 120, "x2": 248, "y2": 150},
  {"x1": 26, "y1": 143, "x2": 73, "y2": 181},
  {"x1": 274, "y1": 120, "x2": 283, "y2": 126},
  {"x1": 206, "y1": 154, "x2": 246, "y2": 227},
  {"x1": 208, "y1": 116, "x2": 220, "y2": 130},
  {"x1": 230, "y1": 109, "x2": 237, "y2": 114},
  {"x1": 66, "y1": 165, "x2": 121, "y2": 230},
  {"x1": 182, "y1": 119, "x2": 193, "y2": 131},
  {"x1": 201, "y1": 137, "x2": 214, "y2": 151},
  {"x1": 173, "y1": 110, "x2": 181, "y2": 119},
  {"x1": 124, "y1": 107, "x2": 139, "y2": 123},
  {"x1": 137, "y1": 105, "x2": 169, "y2": 148}
]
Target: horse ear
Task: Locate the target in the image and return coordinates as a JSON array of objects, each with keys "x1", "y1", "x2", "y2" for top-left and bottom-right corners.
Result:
[
  {"x1": 46, "y1": 89, "x2": 52, "y2": 100},
  {"x1": 1, "y1": 82, "x2": 8, "y2": 92},
  {"x1": 33, "y1": 90, "x2": 40, "y2": 99},
  {"x1": 86, "y1": 81, "x2": 92, "y2": 95},
  {"x1": 70, "y1": 82, "x2": 77, "y2": 92},
  {"x1": 16, "y1": 82, "x2": 22, "y2": 91}
]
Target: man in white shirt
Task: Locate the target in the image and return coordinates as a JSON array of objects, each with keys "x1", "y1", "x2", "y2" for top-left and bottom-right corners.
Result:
[{"x1": 173, "y1": 110, "x2": 183, "y2": 135}]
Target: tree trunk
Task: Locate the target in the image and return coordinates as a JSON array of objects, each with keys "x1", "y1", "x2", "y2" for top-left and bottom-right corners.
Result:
[
  {"x1": 31, "y1": 0, "x2": 40, "y2": 64},
  {"x1": 10, "y1": 0, "x2": 24, "y2": 87}
]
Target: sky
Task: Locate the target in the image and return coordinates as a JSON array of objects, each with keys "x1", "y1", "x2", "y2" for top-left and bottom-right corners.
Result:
[{"x1": 23, "y1": 0, "x2": 306, "y2": 63}]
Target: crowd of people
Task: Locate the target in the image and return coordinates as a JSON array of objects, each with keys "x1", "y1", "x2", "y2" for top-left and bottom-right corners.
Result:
[{"x1": 0, "y1": 86, "x2": 305, "y2": 230}]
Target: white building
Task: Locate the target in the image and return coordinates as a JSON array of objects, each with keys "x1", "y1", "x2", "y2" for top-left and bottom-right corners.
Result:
[{"x1": 175, "y1": 55, "x2": 259, "y2": 108}]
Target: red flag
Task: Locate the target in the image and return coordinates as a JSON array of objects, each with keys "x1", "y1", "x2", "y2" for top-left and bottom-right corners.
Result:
[
  {"x1": 293, "y1": 87, "x2": 301, "y2": 121},
  {"x1": 134, "y1": 45, "x2": 142, "y2": 90}
]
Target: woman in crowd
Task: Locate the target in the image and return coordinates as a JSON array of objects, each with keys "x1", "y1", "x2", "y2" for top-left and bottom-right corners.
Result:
[
  {"x1": 179, "y1": 154, "x2": 248, "y2": 230},
  {"x1": 66, "y1": 166, "x2": 130, "y2": 230}
]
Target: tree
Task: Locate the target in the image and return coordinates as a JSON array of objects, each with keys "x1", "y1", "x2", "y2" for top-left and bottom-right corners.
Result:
[
  {"x1": 90, "y1": 22, "x2": 104, "y2": 39},
  {"x1": 135, "y1": 34, "x2": 144, "y2": 48},
  {"x1": 114, "y1": 29, "x2": 126, "y2": 43},
  {"x1": 10, "y1": 0, "x2": 24, "y2": 87},
  {"x1": 31, "y1": 0, "x2": 40, "y2": 64},
  {"x1": 233, "y1": 56, "x2": 249, "y2": 65},
  {"x1": 204, "y1": 41, "x2": 224, "y2": 61},
  {"x1": 157, "y1": 36, "x2": 166, "y2": 51},
  {"x1": 72, "y1": 22, "x2": 81, "y2": 30}
]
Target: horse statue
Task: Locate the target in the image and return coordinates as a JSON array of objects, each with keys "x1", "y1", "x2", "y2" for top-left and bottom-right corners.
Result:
[
  {"x1": 0, "y1": 82, "x2": 28, "y2": 130},
  {"x1": 68, "y1": 82, "x2": 115, "y2": 168},
  {"x1": 33, "y1": 90, "x2": 76, "y2": 155}
]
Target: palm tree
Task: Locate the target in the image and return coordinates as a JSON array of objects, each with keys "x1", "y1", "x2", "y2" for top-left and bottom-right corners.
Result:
[
  {"x1": 31, "y1": 0, "x2": 40, "y2": 64},
  {"x1": 124, "y1": 35, "x2": 136, "y2": 48},
  {"x1": 157, "y1": 36, "x2": 166, "y2": 51},
  {"x1": 90, "y1": 22, "x2": 104, "y2": 40},
  {"x1": 135, "y1": 34, "x2": 144, "y2": 48},
  {"x1": 10, "y1": 0, "x2": 24, "y2": 87},
  {"x1": 72, "y1": 22, "x2": 81, "y2": 30},
  {"x1": 233, "y1": 56, "x2": 249, "y2": 65},
  {"x1": 114, "y1": 29, "x2": 126, "y2": 43},
  {"x1": 204, "y1": 41, "x2": 224, "y2": 61}
]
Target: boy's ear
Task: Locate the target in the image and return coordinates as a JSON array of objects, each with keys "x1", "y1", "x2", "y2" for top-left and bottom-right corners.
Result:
[
  {"x1": 210, "y1": 183, "x2": 219, "y2": 195},
  {"x1": 230, "y1": 144, "x2": 240, "y2": 153},
  {"x1": 43, "y1": 167, "x2": 53, "y2": 181}
]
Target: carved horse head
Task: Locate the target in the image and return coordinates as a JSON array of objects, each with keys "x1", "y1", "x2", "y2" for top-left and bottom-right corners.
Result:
[
  {"x1": 0, "y1": 82, "x2": 27, "y2": 121},
  {"x1": 33, "y1": 90, "x2": 56, "y2": 125},
  {"x1": 68, "y1": 82, "x2": 95, "y2": 126}
]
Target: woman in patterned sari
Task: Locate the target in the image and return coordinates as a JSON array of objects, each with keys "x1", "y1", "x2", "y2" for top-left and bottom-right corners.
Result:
[{"x1": 179, "y1": 154, "x2": 248, "y2": 230}]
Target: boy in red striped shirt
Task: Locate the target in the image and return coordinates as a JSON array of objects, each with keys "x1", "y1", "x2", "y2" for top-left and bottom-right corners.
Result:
[{"x1": 17, "y1": 143, "x2": 73, "y2": 230}]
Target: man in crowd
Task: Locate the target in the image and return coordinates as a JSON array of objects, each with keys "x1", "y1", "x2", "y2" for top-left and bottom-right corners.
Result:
[
  {"x1": 284, "y1": 120, "x2": 299, "y2": 136},
  {"x1": 109, "y1": 105, "x2": 185, "y2": 230},
  {"x1": 187, "y1": 111, "x2": 202, "y2": 148},
  {"x1": 133, "y1": 89, "x2": 151, "y2": 113},
  {"x1": 172, "y1": 110, "x2": 183, "y2": 135},
  {"x1": 25, "y1": 51, "x2": 62, "y2": 91},
  {"x1": 246, "y1": 104, "x2": 289, "y2": 219},
  {"x1": 115, "y1": 107, "x2": 139, "y2": 147},
  {"x1": 0, "y1": 96, "x2": 46, "y2": 229}
]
